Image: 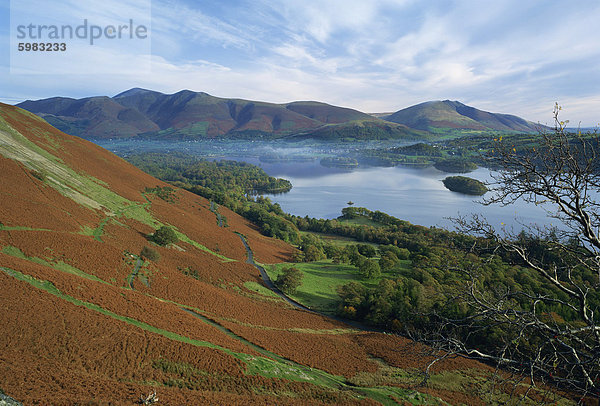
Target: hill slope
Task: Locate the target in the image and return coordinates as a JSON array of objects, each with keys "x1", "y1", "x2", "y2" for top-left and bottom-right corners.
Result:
[
  {"x1": 18, "y1": 89, "x2": 417, "y2": 141},
  {"x1": 17, "y1": 96, "x2": 160, "y2": 138},
  {"x1": 0, "y1": 103, "x2": 499, "y2": 405},
  {"x1": 384, "y1": 100, "x2": 540, "y2": 133}
]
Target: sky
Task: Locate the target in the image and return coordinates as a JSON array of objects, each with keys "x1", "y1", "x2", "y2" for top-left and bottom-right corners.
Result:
[{"x1": 1, "y1": 0, "x2": 599, "y2": 126}]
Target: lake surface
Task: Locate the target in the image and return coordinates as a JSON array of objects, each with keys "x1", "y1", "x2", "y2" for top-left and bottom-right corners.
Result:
[
  {"x1": 242, "y1": 159, "x2": 559, "y2": 231},
  {"x1": 96, "y1": 139, "x2": 559, "y2": 231}
]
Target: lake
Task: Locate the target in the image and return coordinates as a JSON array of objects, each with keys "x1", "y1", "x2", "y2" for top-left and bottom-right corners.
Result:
[
  {"x1": 243, "y1": 159, "x2": 559, "y2": 231},
  {"x1": 96, "y1": 139, "x2": 559, "y2": 231}
]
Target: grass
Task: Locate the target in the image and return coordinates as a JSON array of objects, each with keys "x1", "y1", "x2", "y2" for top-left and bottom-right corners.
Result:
[
  {"x1": 243, "y1": 281, "x2": 282, "y2": 298},
  {"x1": 92, "y1": 214, "x2": 113, "y2": 242},
  {"x1": 266, "y1": 259, "x2": 411, "y2": 313},
  {"x1": 121, "y1": 202, "x2": 160, "y2": 228},
  {"x1": 426, "y1": 370, "x2": 575, "y2": 406},
  {"x1": 0, "y1": 224, "x2": 53, "y2": 232},
  {"x1": 79, "y1": 225, "x2": 96, "y2": 236},
  {"x1": 300, "y1": 230, "x2": 378, "y2": 248},
  {"x1": 338, "y1": 217, "x2": 384, "y2": 228},
  {"x1": 0, "y1": 264, "x2": 336, "y2": 386},
  {"x1": 1, "y1": 113, "x2": 163, "y2": 226},
  {"x1": 1, "y1": 267, "x2": 230, "y2": 348},
  {"x1": 3, "y1": 111, "x2": 154, "y2": 219},
  {"x1": 348, "y1": 362, "x2": 419, "y2": 388},
  {"x1": 2, "y1": 114, "x2": 235, "y2": 266},
  {"x1": 176, "y1": 232, "x2": 236, "y2": 263},
  {"x1": 0, "y1": 115, "x2": 66, "y2": 165}
]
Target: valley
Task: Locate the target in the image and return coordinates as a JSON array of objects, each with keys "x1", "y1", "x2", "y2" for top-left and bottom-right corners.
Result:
[
  {"x1": 1, "y1": 102, "x2": 534, "y2": 405},
  {"x1": 0, "y1": 98, "x2": 597, "y2": 405},
  {"x1": 3, "y1": 0, "x2": 600, "y2": 403}
]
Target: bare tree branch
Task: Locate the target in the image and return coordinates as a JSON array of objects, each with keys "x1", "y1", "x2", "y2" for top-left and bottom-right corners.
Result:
[{"x1": 425, "y1": 105, "x2": 600, "y2": 403}]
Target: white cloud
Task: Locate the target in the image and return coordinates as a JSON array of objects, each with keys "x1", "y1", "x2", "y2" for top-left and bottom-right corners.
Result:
[
  {"x1": 150, "y1": 1, "x2": 260, "y2": 53},
  {"x1": 276, "y1": 0, "x2": 383, "y2": 43},
  {"x1": 2, "y1": 0, "x2": 600, "y2": 125}
]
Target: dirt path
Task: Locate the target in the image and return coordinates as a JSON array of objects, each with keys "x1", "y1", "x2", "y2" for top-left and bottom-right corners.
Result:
[
  {"x1": 236, "y1": 233, "x2": 312, "y2": 312},
  {"x1": 209, "y1": 201, "x2": 223, "y2": 227},
  {"x1": 128, "y1": 257, "x2": 144, "y2": 289}
]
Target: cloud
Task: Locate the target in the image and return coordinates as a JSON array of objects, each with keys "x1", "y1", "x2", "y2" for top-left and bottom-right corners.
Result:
[
  {"x1": 276, "y1": 0, "x2": 383, "y2": 43},
  {"x1": 2, "y1": 0, "x2": 600, "y2": 125},
  {"x1": 151, "y1": 1, "x2": 254, "y2": 51}
]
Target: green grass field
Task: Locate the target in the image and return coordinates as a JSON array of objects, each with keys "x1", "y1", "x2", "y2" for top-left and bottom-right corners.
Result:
[
  {"x1": 299, "y1": 231, "x2": 379, "y2": 248},
  {"x1": 337, "y1": 216, "x2": 384, "y2": 228},
  {"x1": 267, "y1": 259, "x2": 411, "y2": 314}
]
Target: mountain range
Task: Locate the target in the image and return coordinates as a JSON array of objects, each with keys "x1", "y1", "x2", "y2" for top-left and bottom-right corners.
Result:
[{"x1": 17, "y1": 89, "x2": 541, "y2": 141}]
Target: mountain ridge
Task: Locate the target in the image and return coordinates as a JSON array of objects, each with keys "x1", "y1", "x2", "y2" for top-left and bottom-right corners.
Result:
[
  {"x1": 19, "y1": 89, "x2": 419, "y2": 141},
  {"x1": 384, "y1": 99, "x2": 541, "y2": 133},
  {"x1": 16, "y1": 89, "x2": 541, "y2": 141}
]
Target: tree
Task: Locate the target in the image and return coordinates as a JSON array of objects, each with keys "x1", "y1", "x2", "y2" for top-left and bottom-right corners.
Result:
[
  {"x1": 429, "y1": 105, "x2": 600, "y2": 402},
  {"x1": 396, "y1": 248, "x2": 410, "y2": 260},
  {"x1": 303, "y1": 244, "x2": 324, "y2": 262},
  {"x1": 140, "y1": 246, "x2": 160, "y2": 262},
  {"x1": 345, "y1": 245, "x2": 361, "y2": 265},
  {"x1": 323, "y1": 243, "x2": 342, "y2": 260},
  {"x1": 379, "y1": 251, "x2": 399, "y2": 271},
  {"x1": 357, "y1": 243, "x2": 377, "y2": 258},
  {"x1": 337, "y1": 281, "x2": 367, "y2": 318},
  {"x1": 275, "y1": 267, "x2": 303, "y2": 294},
  {"x1": 152, "y1": 226, "x2": 179, "y2": 246},
  {"x1": 357, "y1": 257, "x2": 381, "y2": 279},
  {"x1": 379, "y1": 244, "x2": 410, "y2": 260}
]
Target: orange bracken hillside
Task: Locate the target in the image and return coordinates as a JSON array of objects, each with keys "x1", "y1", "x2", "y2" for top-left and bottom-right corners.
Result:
[{"x1": 0, "y1": 103, "x2": 502, "y2": 405}]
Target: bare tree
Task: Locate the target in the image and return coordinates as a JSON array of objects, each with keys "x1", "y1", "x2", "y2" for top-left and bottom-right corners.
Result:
[{"x1": 424, "y1": 104, "x2": 600, "y2": 403}]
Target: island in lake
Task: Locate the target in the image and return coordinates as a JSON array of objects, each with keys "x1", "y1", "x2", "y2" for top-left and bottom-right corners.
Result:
[{"x1": 442, "y1": 175, "x2": 488, "y2": 195}]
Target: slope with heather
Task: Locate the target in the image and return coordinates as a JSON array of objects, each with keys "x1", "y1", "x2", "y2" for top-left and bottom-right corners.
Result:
[
  {"x1": 0, "y1": 103, "x2": 516, "y2": 405},
  {"x1": 2, "y1": 102, "x2": 581, "y2": 405}
]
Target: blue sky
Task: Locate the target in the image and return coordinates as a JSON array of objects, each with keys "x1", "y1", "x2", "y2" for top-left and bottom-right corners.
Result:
[{"x1": 1, "y1": 0, "x2": 599, "y2": 125}]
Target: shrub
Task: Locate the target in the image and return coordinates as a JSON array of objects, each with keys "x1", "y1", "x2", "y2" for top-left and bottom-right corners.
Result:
[
  {"x1": 152, "y1": 226, "x2": 179, "y2": 246},
  {"x1": 140, "y1": 246, "x2": 160, "y2": 262},
  {"x1": 29, "y1": 169, "x2": 47, "y2": 182},
  {"x1": 179, "y1": 267, "x2": 200, "y2": 280},
  {"x1": 144, "y1": 186, "x2": 177, "y2": 202}
]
